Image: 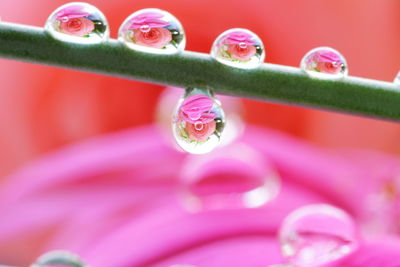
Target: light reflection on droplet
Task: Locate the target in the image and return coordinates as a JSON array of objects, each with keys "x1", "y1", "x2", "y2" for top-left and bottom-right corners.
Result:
[
  {"x1": 279, "y1": 204, "x2": 358, "y2": 267},
  {"x1": 172, "y1": 88, "x2": 225, "y2": 154},
  {"x1": 156, "y1": 87, "x2": 245, "y2": 150},
  {"x1": 394, "y1": 71, "x2": 400, "y2": 85},
  {"x1": 30, "y1": 250, "x2": 87, "y2": 267},
  {"x1": 180, "y1": 143, "x2": 280, "y2": 211},
  {"x1": 45, "y1": 2, "x2": 109, "y2": 44},
  {"x1": 300, "y1": 47, "x2": 348, "y2": 79},
  {"x1": 211, "y1": 28, "x2": 265, "y2": 69},
  {"x1": 119, "y1": 8, "x2": 185, "y2": 54}
]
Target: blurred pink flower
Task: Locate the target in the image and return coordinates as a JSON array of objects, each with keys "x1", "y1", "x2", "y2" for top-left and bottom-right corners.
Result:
[{"x1": 0, "y1": 124, "x2": 399, "y2": 266}]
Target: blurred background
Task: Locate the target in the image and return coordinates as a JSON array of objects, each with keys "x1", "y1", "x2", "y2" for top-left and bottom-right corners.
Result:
[{"x1": 0, "y1": 0, "x2": 400, "y2": 266}]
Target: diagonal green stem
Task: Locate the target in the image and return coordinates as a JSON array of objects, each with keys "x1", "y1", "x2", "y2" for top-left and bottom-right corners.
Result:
[{"x1": 0, "y1": 22, "x2": 399, "y2": 121}]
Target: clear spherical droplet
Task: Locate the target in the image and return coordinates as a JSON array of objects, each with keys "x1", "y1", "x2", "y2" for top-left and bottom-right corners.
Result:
[
  {"x1": 172, "y1": 88, "x2": 225, "y2": 154},
  {"x1": 300, "y1": 47, "x2": 348, "y2": 79},
  {"x1": 180, "y1": 144, "x2": 280, "y2": 211},
  {"x1": 119, "y1": 8, "x2": 185, "y2": 54},
  {"x1": 211, "y1": 28, "x2": 265, "y2": 69},
  {"x1": 30, "y1": 250, "x2": 87, "y2": 267},
  {"x1": 157, "y1": 87, "x2": 244, "y2": 150},
  {"x1": 279, "y1": 204, "x2": 359, "y2": 267},
  {"x1": 394, "y1": 71, "x2": 400, "y2": 84},
  {"x1": 45, "y1": 2, "x2": 109, "y2": 44}
]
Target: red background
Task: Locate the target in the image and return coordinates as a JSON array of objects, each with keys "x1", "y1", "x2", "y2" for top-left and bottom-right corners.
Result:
[{"x1": 0, "y1": 0, "x2": 399, "y2": 178}]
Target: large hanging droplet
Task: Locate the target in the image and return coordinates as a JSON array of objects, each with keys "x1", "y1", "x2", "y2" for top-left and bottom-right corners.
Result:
[
  {"x1": 172, "y1": 88, "x2": 225, "y2": 154},
  {"x1": 279, "y1": 204, "x2": 359, "y2": 267},
  {"x1": 211, "y1": 28, "x2": 265, "y2": 69},
  {"x1": 45, "y1": 2, "x2": 109, "y2": 44},
  {"x1": 179, "y1": 144, "x2": 280, "y2": 211},
  {"x1": 157, "y1": 87, "x2": 244, "y2": 149},
  {"x1": 394, "y1": 71, "x2": 400, "y2": 84},
  {"x1": 30, "y1": 250, "x2": 87, "y2": 267},
  {"x1": 119, "y1": 8, "x2": 185, "y2": 54},
  {"x1": 300, "y1": 47, "x2": 348, "y2": 79}
]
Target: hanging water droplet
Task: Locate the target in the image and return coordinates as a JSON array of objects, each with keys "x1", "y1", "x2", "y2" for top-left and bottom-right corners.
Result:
[
  {"x1": 211, "y1": 28, "x2": 265, "y2": 69},
  {"x1": 279, "y1": 204, "x2": 359, "y2": 267},
  {"x1": 30, "y1": 250, "x2": 87, "y2": 267},
  {"x1": 179, "y1": 144, "x2": 280, "y2": 211},
  {"x1": 172, "y1": 88, "x2": 225, "y2": 154},
  {"x1": 119, "y1": 8, "x2": 186, "y2": 54},
  {"x1": 157, "y1": 87, "x2": 244, "y2": 149},
  {"x1": 394, "y1": 71, "x2": 400, "y2": 84},
  {"x1": 300, "y1": 47, "x2": 348, "y2": 79},
  {"x1": 45, "y1": 3, "x2": 109, "y2": 44}
]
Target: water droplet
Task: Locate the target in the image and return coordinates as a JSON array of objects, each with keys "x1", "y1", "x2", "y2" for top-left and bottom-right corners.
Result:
[
  {"x1": 172, "y1": 88, "x2": 225, "y2": 154},
  {"x1": 180, "y1": 144, "x2": 280, "y2": 211},
  {"x1": 157, "y1": 87, "x2": 244, "y2": 149},
  {"x1": 394, "y1": 71, "x2": 400, "y2": 84},
  {"x1": 211, "y1": 28, "x2": 265, "y2": 69},
  {"x1": 279, "y1": 204, "x2": 359, "y2": 267},
  {"x1": 119, "y1": 8, "x2": 186, "y2": 54},
  {"x1": 30, "y1": 250, "x2": 87, "y2": 267},
  {"x1": 45, "y1": 3, "x2": 109, "y2": 44},
  {"x1": 300, "y1": 47, "x2": 348, "y2": 79}
]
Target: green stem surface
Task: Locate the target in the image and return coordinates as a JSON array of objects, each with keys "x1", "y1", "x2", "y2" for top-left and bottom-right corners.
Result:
[{"x1": 0, "y1": 22, "x2": 399, "y2": 121}]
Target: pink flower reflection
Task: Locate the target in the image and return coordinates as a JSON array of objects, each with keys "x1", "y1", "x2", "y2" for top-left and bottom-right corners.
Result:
[{"x1": 56, "y1": 6, "x2": 91, "y2": 21}]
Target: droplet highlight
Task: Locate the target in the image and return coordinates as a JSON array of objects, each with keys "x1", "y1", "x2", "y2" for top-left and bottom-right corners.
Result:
[
  {"x1": 301, "y1": 47, "x2": 348, "y2": 79},
  {"x1": 211, "y1": 28, "x2": 265, "y2": 69},
  {"x1": 180, "y1": 144, "x2": 280, "y2": 211},
  {"x1": 279, "y1": 204, "x2": 358, "y2": 267},
  {"x1": 394, "y1": 71, "x2": 400, "y2": 85},
  {"x1": 30, "y1": 250, "x2": 87, "y2": 267},
  {"x1": 172, "y1": 88, "x2": 225, "y2": 154},
  {"x1": 119, "y1": 8, "x2": 185, "y2": 54},
  {"x1": 45, "y1": 2, "x2": 109, "y2": 44}
]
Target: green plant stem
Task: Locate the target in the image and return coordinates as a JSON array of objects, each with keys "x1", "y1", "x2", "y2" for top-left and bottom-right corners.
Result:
[{"x1": 0, "y1": 22, "x2": 399, "y2": 121}]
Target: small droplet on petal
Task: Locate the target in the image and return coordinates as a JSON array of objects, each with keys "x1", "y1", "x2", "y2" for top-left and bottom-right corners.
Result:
[
  {"x1": 179, "y1": 144, "x2": 280, "y2": 211},
  {"x1": 211, "y1": 28, "x2": 265, "y2": 69},
  {"x1": 30, "y1": 250, "x2": 87, "y2": 267},
  {"x1": 279, "y1": 204, "x2": 359, "y2": 267},
  {"x1": 172, "y1": 88, "x2": 225, "y2": 154},
  {"x1": 300, "y1": 47, "x2": 348, "y2": 79},
  {"x1": 394, "y1": 71, "x2": 400, "y2": 84},
  {"x1": 45, "y1": 2, "x2": 109, "y2": 44},
  {"x1": 119, "y1": 8, "x2": 186, "y2": 54}
]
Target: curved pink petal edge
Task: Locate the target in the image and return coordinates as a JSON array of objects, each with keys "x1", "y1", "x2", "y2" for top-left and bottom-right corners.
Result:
[
  {"x1": 0, "y1": 125, "x2": 399, "y2": 266},
  {"x1": 178, "y1": 94, "x2": 216, "y2": 124},
  {"x1": 224, "y1": 31, "x2": 258, "y2": 46},
  {"x1": 56, "y1": 6, "x2": 91, "y2": 20},
  {"x1": 128, "y1": 12, "x2": 170, "y2": 30}
]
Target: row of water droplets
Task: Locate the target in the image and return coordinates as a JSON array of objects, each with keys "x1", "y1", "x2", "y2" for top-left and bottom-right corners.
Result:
[
  {"x1": 43, "y1": 2, "x2": 399, "y2": 155},
  {"x1": 34, "y1": 2, "x2": 392, "y2": 267}
]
